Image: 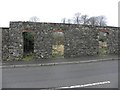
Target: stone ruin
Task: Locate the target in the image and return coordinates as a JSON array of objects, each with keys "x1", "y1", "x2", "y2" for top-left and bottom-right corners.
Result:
[{"x1": 1, "y1": 21, "x2": 119, "y2": 61}]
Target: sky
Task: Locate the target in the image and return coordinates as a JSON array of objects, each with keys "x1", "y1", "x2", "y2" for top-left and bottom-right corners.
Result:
[{"x1": 0, "y1": 0, "x2": 119, "y2": 27}]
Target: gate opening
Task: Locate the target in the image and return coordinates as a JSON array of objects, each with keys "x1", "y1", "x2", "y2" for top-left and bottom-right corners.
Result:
[
  {"x1": 22, "y1": 32, "x2": 34, "y2": 55},
  {"x1": 98, "y1": 31, "x2": 108, "y2": 55},
  {"x1": 52, "y1": 30, "x2": 64, "y2": 58}
]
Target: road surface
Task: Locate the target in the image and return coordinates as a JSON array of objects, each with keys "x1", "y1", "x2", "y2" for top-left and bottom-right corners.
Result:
[{"x1": 2, "y1": 60, "x2": 118, "y2": 88}]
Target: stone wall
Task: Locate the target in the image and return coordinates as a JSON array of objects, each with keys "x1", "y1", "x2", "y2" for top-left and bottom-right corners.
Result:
[
  {"x1": 97, "y1": 26, "x2": 119, "y2": 54},
  {"x1": 9, "y1": 22, "x2": 54, "y2": 60},
  {"x1": 1, "y1": 22, "x2": 119, "y2": 61},
  {"x1": 107, "y1": 27, "x2": 118, "y2": 54},
  {"x1": 64, "y1": 25, "x2": 99, "y2": 58},
  {"x1": 0, "y1": 28, "x2": 2, "y2": 62},
  {"x1": 2, "y1": 28, "x2": 9, "y2": 61}
]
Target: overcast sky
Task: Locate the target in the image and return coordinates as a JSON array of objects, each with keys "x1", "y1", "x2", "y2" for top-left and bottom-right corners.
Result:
[{"x1": 0, "y1": 0, "x2": 119, "y2": 27}]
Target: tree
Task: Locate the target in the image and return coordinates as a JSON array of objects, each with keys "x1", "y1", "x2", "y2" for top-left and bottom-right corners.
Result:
[
  {"x1": 29, "y1": 16, "x2": 40, "y2": 22},
  {"x1": 67, "y1": 19, "x2": 72, "y2": 24},
  {"x1": 88, "y1": 16, "x2": 107, "y2": 26},
  {"x1": 61, "y1": 18, "x2": 66, "y2": 23},
  {"x1": 61, "y1": 13, "x2": 107, "y2": 26},
  {"x1": 88, "y1": 16, "x2": 98, "y2": 26},
  {"x1": 73, "y1": 13, "x2": 81, "y2": 24},
  {"x1": 61, "y1": 18, "x2": 72, "y2": 24},
  {"x1": 97, "y1": 16, "x2": 107, "y2": 26},
  {"x1": 80, "y1": 15, "x2": 89, "y2": 25}
]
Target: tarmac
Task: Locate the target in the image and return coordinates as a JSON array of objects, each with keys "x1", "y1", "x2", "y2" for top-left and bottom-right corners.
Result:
[{"x1": 1, "y1": 55, "x2": 118, "y2": 68}]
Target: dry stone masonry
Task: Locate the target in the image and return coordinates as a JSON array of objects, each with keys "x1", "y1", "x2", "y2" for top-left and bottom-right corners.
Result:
[
  {"x1": 1, "y1": 28, "x2": 9, "y2": 61},
  {"x1": 1, "y1": 21, "x2": 119, "y2": 61}
]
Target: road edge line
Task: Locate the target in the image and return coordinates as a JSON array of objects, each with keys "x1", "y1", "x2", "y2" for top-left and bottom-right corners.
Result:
[{"x1": 1, "y1": 58, "x2": 118, "y2": 69}]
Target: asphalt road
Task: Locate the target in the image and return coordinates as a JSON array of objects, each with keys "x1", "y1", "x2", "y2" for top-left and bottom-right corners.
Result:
[{"x1": 2, "y1": 60, "x2": 118, "y2": 89}]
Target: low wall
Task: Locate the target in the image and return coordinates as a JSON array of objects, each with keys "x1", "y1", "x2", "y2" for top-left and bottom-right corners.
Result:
[{"x1": 1, "y1": 22, "x2": 119, "y2": 61}]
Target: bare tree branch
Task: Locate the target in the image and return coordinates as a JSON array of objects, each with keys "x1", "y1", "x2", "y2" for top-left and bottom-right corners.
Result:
[
  {"x1": 97, "y1": 16, "x2": 107, "y2": 26},
  {"x1": 29, "y1": 16, "x2": 40, "y2": 22},
  {"x1": 80, "y1": 15, "x2": 89, "y2": 25},
  {"x1": 67, "y1": 19, "x2": 72, "y2": 24},
  {"x1": 88, "y1": 16, "x2": 98, "y2": 26},
  {"x1": 61, "y1": 18, "x2": 66, "y2": 23},
  {"x1": 73, "y1": 13, "x2": 81, "y2": 24}
]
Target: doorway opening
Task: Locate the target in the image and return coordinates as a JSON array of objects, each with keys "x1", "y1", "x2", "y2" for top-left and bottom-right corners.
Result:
[
  {"x1": 52, "y1": 30, "x2": 64, "y2": 58},
  {"x1": 22, "y1": 32, "x2": 34, "y2": 57},
  {"x1": 98, "y1": 31, "x2": 109, "y2": 56}
]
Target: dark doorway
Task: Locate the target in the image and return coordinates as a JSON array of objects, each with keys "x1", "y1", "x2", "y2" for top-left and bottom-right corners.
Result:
[{"x1": 22, "y1": 32, "x2": 34, "y2": 54}]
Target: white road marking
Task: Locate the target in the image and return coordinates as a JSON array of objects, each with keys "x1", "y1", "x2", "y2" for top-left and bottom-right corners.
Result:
[{"x1": 57, "y1": 81, "x2": 110, "y2": 89}]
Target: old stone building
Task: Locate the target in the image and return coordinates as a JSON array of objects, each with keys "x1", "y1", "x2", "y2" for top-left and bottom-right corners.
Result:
[{"x1": 1, "y1": 21, "x2": 119, "y2": 61}]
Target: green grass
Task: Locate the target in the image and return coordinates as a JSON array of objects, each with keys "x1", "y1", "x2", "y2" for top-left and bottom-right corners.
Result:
[
  {"x1": 22, "y1": 53, "x2": 34, "y2": 61},
  {"x1": 99, "y1": 47, "x2": 108, "y2": 56},
  {"x1": 52, "y1": 45, "x2": 64, "y2": 58}
]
